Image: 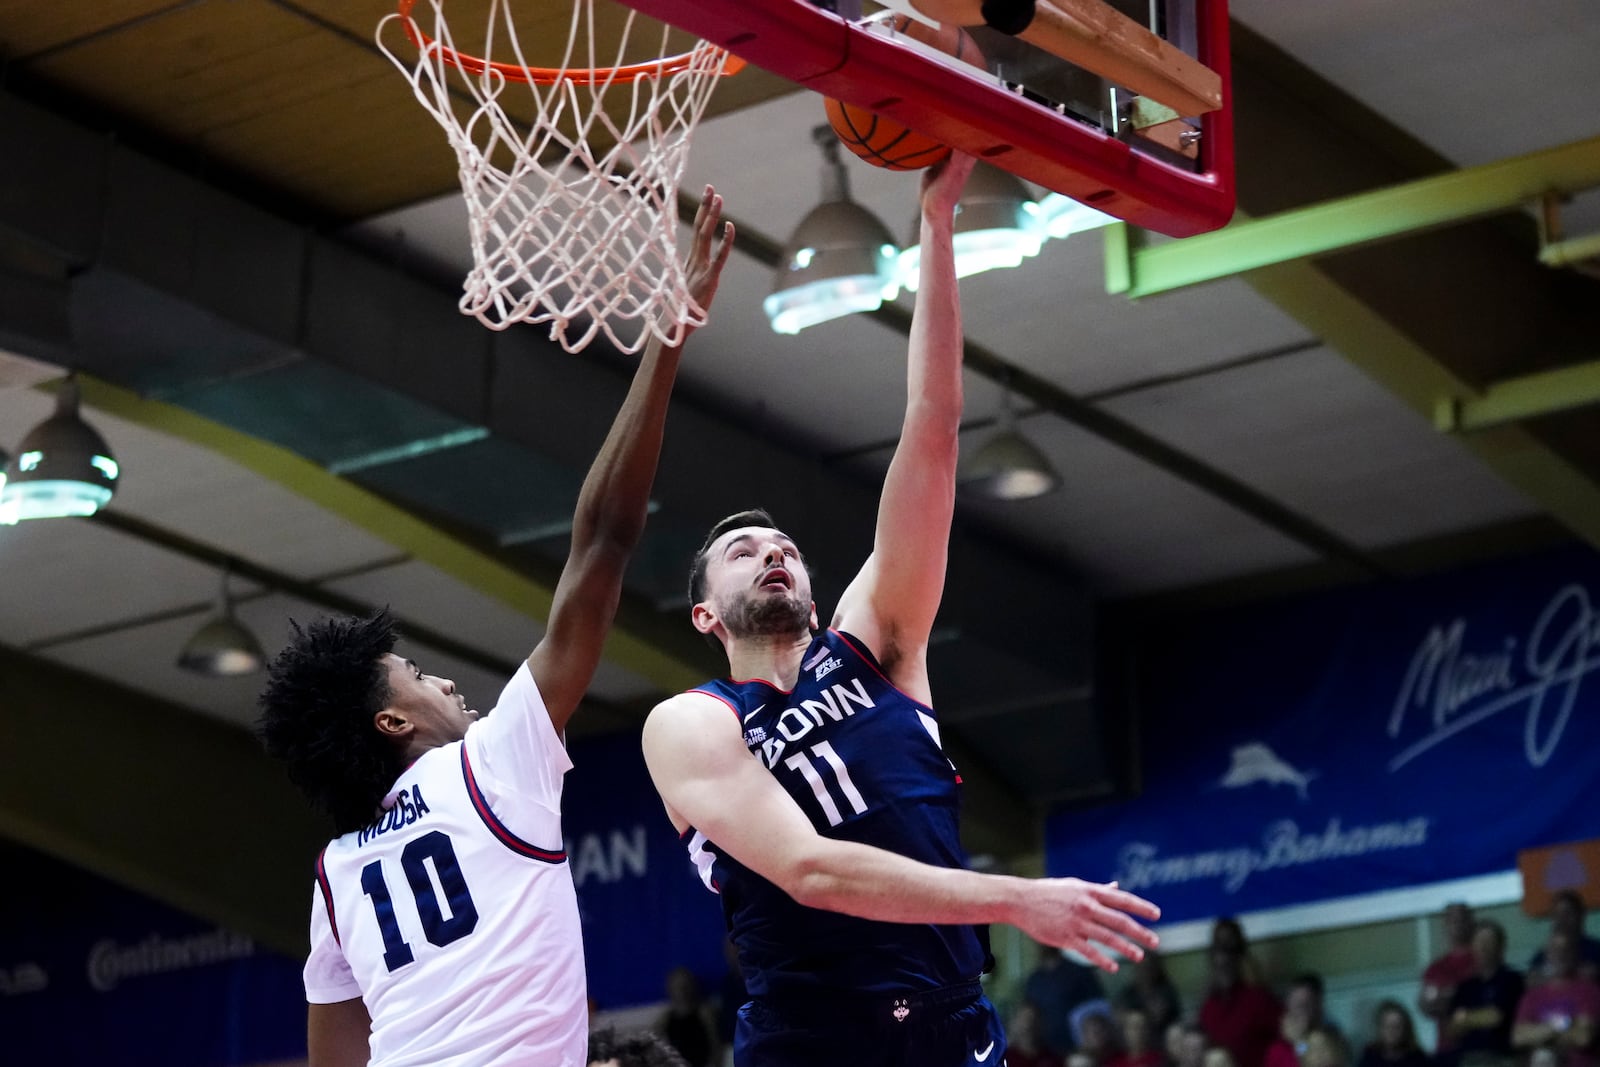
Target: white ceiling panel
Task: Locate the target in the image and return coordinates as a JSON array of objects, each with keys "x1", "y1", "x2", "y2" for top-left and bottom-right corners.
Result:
[
  {"x1": 0, "y1": 349, "x2": 61, "y2": 392},
  {"x1": 322, "y1": 559, "x2": 539, "y2": 664},
  {"x1": 35, "y1": 591, "x2": 328, "y2": 731},
  {"x1": 843, "y1": 417, "x2": 1318, "y2": 596},
  {"x1": 1099, "y1": 346, "x2": 1538, "y2": 549},
  {"x1": 1231, "y1": 0, "x2": 1600, "y2": 168},
  {"x1": 958, "y1": 241, "x2": 1317, "y2": 397},
  {"x1": 954, "y1": 416, "x2": 1319, "y2": 595},
  {"x1": 0, "y1": 519, "x2": 228, "y2": 647}
]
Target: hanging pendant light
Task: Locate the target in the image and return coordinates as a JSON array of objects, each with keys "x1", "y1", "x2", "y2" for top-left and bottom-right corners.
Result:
[
  {"x1": 0, "y1": 375, "x2": 120, "y2": 523},
  {"x1": 764, "y1": 126, "x2": 901, "y2": 335},
  {"x1": 177, "y1": 565, "x2": 266, "y2": 677},
  {"x1": 959, "y1": 387, "x2": 1060, "y2": 501}
]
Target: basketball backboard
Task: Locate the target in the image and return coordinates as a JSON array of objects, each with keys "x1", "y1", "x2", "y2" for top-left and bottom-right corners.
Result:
[{"x1": 615, "y1": 0, "x2": 1235, "y2": 237}]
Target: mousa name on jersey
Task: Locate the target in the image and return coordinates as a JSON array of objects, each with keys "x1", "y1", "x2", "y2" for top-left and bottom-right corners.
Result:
[
  {"x1": 751, "y1": 676, "x2": 876, "y2": 768},
  {"x1": 356, "y1": 786, "x2": 432, "y2": 847}
]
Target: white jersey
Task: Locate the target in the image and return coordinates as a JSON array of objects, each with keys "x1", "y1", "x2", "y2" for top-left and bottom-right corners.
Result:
[{"x1": 304, "y1": 663, "x2": 586, "y2": 1067}]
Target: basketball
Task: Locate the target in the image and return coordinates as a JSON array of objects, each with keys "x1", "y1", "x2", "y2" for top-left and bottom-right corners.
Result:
[{"x1": 824, "y1": 17, "x2": 984, "y2": 171}]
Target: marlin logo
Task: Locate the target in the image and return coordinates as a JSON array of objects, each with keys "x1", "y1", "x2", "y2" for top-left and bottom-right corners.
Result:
[
  {"x1": 1218, "y1": 742, "x2": 1317, "y2": 800},
  {"x1": 802, "y1": 646, "x2": 832, "y2": 672}
]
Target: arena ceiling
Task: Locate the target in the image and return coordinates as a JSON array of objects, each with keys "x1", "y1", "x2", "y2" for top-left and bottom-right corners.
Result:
[{"x1": 0, "y1": 0, "x2": 1598, "y2": 952}]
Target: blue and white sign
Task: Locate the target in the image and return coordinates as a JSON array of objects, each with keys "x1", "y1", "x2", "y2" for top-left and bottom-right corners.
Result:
[
  {"x1": 567, "y1": 731, "x2": 728, "y2": 1008},
  {"x1": 1047, "y1": 546, "x2": 1600, "y2": 924},
  {"x1": 0, "y1": 841, "x2": 307, "y2": 1066}
]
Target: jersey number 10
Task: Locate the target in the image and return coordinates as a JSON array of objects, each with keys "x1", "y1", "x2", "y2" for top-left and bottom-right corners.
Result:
[{"x1": 361, "y1": 830, "x2": 481, "y2": 972}]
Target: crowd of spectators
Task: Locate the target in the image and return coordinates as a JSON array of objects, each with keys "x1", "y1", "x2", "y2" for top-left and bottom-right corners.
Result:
[
  {"x1": 618, "y1": 892, "x2": 1600, "y2": 1067},
  {"x1": 998, "y1": 893, "x2": 1600, "y2": 1067}
]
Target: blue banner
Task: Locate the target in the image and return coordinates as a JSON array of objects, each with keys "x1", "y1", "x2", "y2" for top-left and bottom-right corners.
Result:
[
  {"x1": 1047, "y1": 546, "x2": 1600, "y2": 924},
  {"x1": 567, "y1": 731, "x2": 728, "y2": 1009},
  {"x1": 0, "y1": 840, "x2": 307, "y2": 1066}
]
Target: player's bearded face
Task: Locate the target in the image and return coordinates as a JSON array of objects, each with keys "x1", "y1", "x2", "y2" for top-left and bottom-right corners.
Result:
[{"x1": 720, "y1": 583, "x2": 811, "y2": 638}]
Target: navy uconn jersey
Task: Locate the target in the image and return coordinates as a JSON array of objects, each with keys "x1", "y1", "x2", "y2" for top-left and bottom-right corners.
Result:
[{"x1": 685, "y1": 629, "x2": 989, "y2": 998}]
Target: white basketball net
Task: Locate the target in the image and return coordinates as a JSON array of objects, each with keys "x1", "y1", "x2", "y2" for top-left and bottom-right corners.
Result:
[{"x1": 378, "y1": 1, "x2": 736, "y2": 354}]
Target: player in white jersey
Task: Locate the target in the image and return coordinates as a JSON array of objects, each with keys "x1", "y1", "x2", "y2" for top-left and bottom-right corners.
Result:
[{"x1": 258, "y1": 189, "x2": 734, "y2": 1067}]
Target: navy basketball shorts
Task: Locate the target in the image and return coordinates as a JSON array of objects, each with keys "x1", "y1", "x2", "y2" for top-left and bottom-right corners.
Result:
[{"x1": 734, "y1": 981, "x2": 1007, "y2": 1067}]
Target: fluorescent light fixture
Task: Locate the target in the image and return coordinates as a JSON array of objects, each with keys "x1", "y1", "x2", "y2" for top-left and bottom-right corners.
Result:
[
  {"x1": 1035, "y1": 192, "x2": 1120, "y2": 240},
  {"x1": 0, "y1": 376, "x2": 119, "y2": 522},
  {"x1": 178, "y1": 566, "x2": 266, "y2": 677},
  {"x1": 898, "y1": 163, "x2": 1047, "y2": 290},
  {"x1": 764, "y1": 127, "x2": 901, "y2": 335}
]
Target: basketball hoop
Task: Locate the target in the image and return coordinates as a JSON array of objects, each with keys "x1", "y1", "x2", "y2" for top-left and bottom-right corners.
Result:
[{"x1": 378, "y1": 0, "x2": 745, "y2": 353}]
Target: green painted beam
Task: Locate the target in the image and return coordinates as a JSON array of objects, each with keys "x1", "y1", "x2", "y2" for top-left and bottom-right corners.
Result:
[
  {"x1": 1436, "y1": 358, "x2": 1600, "y2": 433},
  {"x1": 1247, "y1": 259, "x2": 1600, "y2": 549},
  {"x1": 71, "y1": 375, "x2": 707, "y2": 694},
  {"x1": 1108, "y1": 134, "x2": 1600, "y2": 297},
  {"x1": 1540, "y1": 230, "x2": 1600, "y2": 268}
]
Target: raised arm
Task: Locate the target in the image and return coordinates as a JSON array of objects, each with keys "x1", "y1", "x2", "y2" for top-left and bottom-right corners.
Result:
[
  {"x1": 831, "y1": 154, "x2": 976, "y2": 700},
  {"x1": 528, "y1": 189, "x2": 734, "y2": 731},
  {"x1": 641, "y1": 691, "x2": 1160, "y2": 971}
]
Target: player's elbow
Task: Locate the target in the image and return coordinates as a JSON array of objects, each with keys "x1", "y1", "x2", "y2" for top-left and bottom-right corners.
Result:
[{"x1": 776, "y1": 846, "x2": 851, "y2": 912}]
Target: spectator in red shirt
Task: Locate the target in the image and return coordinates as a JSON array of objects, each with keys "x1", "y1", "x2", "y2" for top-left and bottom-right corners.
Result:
[
  {"x1": 1514, "y1": 932, "x2": 1600, "y2": 1067},
  {"x1": 1530, "y1": 893, "x2": 1600, "y2": 988},
  {"x1": 1420, "y1": 903, "x2": 1477, "y2": 1055},
  {"x1": 1202, "y1": 947, "x2": 1283, "y2": 1067}
]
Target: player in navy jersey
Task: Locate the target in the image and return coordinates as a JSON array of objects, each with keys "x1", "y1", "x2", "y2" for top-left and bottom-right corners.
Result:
[
  {"x1": 257, "y1": 190, "x2": 733, "y2": 1067},
  {"x1": 642, "y1": 156, "x2": 1161, "y2": 1067}
]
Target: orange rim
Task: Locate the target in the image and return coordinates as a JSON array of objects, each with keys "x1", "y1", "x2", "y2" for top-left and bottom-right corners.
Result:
[{"x1": 395, "y1": 0, "x2": 746, "y2": 85}]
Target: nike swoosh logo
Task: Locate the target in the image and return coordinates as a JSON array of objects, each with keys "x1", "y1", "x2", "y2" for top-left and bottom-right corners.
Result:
[
  {"x1": 743, "y1": 703, "x2": 767, "y2": 723},
  {"x1": 975, "y1": 1040, "x2": 996, "y2": 1062}
]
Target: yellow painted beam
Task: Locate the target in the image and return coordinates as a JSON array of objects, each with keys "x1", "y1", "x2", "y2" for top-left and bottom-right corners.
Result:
[
  {"x1": 71, "y1": 375, "x2": 705, "y2": 694},
  {"x1": 1247, "y1": 261, "x2": 1600, "y2": 550},
  {"x1": 1110, "y1": 134, "x2": 1600, "y2": 297}
]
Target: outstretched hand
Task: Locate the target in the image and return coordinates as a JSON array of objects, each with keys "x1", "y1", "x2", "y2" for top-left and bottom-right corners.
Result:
[
  {"x1": 920, "y1": 150, "x2": 978, "y2": 220},
  {"x1": 1015, "y1": 878, "x2": 1162, "y2": 973},
  {"x1": 685, "y1": 185, "x2": 735, "y2": 322}
]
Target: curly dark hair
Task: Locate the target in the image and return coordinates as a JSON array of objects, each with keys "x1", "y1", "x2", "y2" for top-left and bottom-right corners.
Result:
[
  {"x1": 587, "y1": 1027, "x2": 689, "y2": 1067},
  {"x1": 257, "y1": 609, "x2": 404, "y2": 835}
]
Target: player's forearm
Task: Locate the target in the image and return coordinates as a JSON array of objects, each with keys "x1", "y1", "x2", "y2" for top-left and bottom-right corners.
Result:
[
  {"x1": 568, "y1": 335, "x2": 684, "y2": 555},
  {"x1": 783, "y1": 836, "x2": 1023, "y2": 926},
  {"x1": 905, "y1": 206, "x2": 964, "y2": 431}
]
